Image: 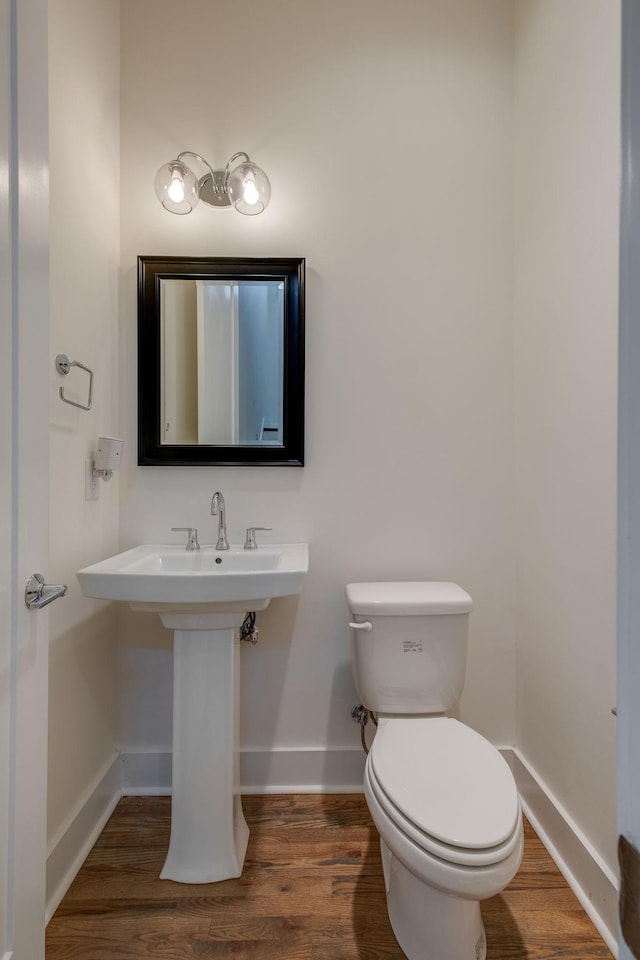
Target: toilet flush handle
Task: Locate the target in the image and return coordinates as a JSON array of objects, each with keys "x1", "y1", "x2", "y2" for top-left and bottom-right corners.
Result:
[{"x1": 349, "y1": 621, "x2": 373, "y2": 631}]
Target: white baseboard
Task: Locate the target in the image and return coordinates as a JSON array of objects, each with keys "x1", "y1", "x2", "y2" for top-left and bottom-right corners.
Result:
[
  {"x1": 240, "y1": 747, "x2": 365, "y2": 794},
  {"x1": 45, "y1": 753, "x2": 121, "y2": 923},
  {"x1": 118, "y1": 747, "x2": 366, "y2": 796},
  {"x1": 504, "y1": 747, "x2": 618, "y2": 957}
]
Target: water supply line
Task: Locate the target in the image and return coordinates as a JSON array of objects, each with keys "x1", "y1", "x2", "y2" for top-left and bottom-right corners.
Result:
[
  {"x1": 240, "y1": 611, "x2": 259, "y2": 644},
  {"x1": 351, "y1": 703, "x2": 377, "y2": 755}
]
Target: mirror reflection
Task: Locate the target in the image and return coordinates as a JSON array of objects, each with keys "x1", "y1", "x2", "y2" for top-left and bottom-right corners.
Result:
[{"x1": 161, "y1": 278, "x2": 284, "y2": 446}]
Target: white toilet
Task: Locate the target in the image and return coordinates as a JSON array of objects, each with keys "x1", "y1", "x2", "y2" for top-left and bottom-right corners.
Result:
[{"x1": 346, "y1": 581, "x2": 524, "y2": 960}]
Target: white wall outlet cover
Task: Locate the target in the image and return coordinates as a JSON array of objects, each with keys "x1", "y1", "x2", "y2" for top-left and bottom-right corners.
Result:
[{"x1": 85, "y1": 459, "x2": 99, "y2": 500}]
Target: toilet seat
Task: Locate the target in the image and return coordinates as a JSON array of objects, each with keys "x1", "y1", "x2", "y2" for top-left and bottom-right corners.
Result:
[{"x1": 368, "y1": 717, "x2": 521, "y2": 868}]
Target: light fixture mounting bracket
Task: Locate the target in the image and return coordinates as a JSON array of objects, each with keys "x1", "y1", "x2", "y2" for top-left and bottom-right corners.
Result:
[{"x1": 198, "y1": 170, "x2": 232, "y2": 208}]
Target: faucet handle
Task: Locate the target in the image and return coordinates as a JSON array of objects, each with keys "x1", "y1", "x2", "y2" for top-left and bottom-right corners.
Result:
[
  {"x1": 171, "y1": 527, "x2": 200, "y2": 551},
  {"x1": 244, "y1": 527, "x2": 272, "y2": 550}
]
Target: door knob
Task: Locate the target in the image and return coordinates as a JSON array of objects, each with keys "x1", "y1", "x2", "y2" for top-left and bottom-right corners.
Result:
[{"x1": 25, "y1": 573, "x2": 67, "y2": 610}]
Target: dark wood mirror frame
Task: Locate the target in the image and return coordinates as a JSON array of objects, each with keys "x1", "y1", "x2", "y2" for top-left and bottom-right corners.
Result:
[{"x1": 138, "y1": 256, "x2": 305, "y2": 466}]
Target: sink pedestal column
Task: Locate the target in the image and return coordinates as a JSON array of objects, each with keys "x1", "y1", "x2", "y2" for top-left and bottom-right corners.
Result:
[{"x1": 158, "y1": 613, "x2": 249, "y2": 883}]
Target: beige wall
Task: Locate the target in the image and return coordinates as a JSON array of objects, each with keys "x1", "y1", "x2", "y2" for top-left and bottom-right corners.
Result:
[
  {"x1": 118, "y1": 0, "x2": 517, "y2": 757},
  {"x1": 48, "y1": 0, "x2": 121, "y2": 847},
  {"x1": 513, "y1": 0, "x2": 619, "y2": 873}
]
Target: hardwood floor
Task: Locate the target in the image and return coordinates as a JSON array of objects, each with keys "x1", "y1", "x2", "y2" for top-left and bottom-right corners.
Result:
[{"x1": 46, "y1": 795, "x2": 614, "y2": 960}]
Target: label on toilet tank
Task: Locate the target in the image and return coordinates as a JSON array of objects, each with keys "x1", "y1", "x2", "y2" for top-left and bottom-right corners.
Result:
[{"x1": 402, "y1": 640, "x2": 423, "y2": 654}]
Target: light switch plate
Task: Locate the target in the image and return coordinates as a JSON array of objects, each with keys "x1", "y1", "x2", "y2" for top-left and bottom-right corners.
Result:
[{"x1": 85, "y1": 459, "x2": 99, "y2": 500}]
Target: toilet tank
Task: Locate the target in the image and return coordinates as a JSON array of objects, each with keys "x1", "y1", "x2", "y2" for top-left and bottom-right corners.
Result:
[{"x1": 345, "y1": 582, "x2": 473, "y2": 715}]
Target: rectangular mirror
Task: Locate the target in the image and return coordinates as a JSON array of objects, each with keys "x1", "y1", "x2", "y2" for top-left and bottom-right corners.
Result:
[{"x1": 138, "y1": 257, "x2": 305, "y2": 466}]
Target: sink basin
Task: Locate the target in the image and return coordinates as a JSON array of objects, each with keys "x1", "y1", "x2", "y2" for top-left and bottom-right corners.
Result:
[{"x1": 77, "y1": 542, "x2": 308, "y2": 611}]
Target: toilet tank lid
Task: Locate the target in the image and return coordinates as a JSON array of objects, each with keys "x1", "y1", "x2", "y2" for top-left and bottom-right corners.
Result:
[{"x1": 345, "y1": 581, "x2": 473, "y2": 616}]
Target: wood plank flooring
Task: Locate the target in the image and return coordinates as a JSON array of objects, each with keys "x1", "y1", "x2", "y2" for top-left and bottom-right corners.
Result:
[{"x1": 46, "y1": 794, "x2": 614, "y2": 960}]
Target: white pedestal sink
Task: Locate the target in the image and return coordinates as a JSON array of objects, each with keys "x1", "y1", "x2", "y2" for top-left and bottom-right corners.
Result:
[{"x1": 77, "y1": 543, "x2": 308, "y2": 883}]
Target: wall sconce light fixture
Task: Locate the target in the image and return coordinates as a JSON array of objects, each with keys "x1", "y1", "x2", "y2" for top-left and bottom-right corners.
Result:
[{"x1": 154, "y1": 150, "x2": 271, "y2": 217}]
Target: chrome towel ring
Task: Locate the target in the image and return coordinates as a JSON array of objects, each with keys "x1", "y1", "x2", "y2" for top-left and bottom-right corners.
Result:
[{"x1": 55, "y1": 353, "x2": 94, "y2": 411}]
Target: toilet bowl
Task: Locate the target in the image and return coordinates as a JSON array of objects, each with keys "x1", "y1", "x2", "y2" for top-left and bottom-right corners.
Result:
[
  {"x1": 364, "y1": 718, "x2": 524, "y2": 960},
  {"x1": 346, "y1": 582, "x2": 524, "y2": 960}
]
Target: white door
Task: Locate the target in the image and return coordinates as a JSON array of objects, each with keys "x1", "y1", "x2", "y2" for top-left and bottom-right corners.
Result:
[
  {"x1": 0, "y1": 0, "x2": 51, "y2": 957},
  {"x1": 197, "y1": 281, "x2": 238, "y2": 444},
  {"x1": 619, "y1": 3, "x2": 640, "y2": 959}
]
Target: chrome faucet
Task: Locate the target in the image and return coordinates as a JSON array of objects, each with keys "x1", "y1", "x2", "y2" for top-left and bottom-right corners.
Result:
[
  {"x1": 171, "y1": 526, "x2": 200, "y2": 551},
  {"x1": 244, "y1": 526, "x2": 272, "y2": 550},
  {"x1": 210, "y1": 491, "x2": 229, "y2": 551}
]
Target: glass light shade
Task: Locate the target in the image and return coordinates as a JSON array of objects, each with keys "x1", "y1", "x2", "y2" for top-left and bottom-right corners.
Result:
[
  {"x1": 154, "y1": 160, "x2": 200, "y2": 215},
  {"x1": 227, "y1": 161, "x2": 271, "y2": 215}
]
